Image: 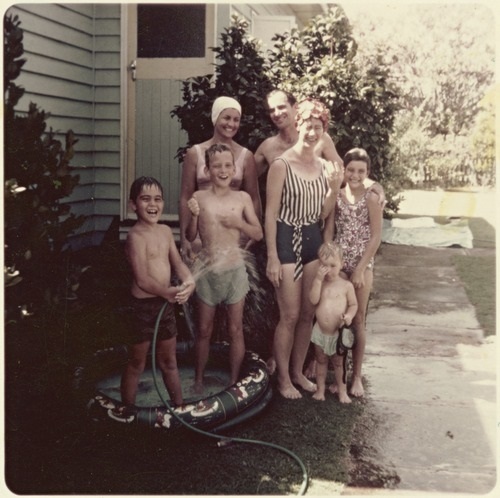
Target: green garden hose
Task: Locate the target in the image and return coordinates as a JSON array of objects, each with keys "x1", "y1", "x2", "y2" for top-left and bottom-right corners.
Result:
[{"x1": 151, "y1": 300, "x2": 309, "y2": 495}]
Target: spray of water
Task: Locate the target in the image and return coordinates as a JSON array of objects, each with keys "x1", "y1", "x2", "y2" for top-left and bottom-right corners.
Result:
[{"x1": 178, "y1": 242, "x2": 277, "y2": 356}]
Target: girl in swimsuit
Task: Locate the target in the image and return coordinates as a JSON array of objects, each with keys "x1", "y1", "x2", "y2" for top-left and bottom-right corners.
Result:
[{"x1": 324, "y1": 148, "x2": 383, "y2": 397}]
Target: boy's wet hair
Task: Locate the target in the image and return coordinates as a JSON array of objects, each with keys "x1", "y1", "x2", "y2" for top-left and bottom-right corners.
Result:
[
  {"x1": 265, "y1": 89, "x2": 297, "y2": 108},
  {"x1": 343, "y1": 148, "x2": 371, "y2": 172},
  {"x1": 318, "y1": 241, "x2": 343, "y2": 262},
  {"x1": 129, "y1": 176, "x2": 164, "y2": 201},
  {"x1": 295, "y1": 98, "x2": 330, "y2": 131},
  {"x1": 205, "y1": 143, "x2": 234, "y2": 168}
]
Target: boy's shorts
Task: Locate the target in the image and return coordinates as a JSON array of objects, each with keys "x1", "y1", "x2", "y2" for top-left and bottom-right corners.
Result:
[
  {"x1": 129, "y1": 296, "x2": 177, "y2": 343},
  {"x1": 196, "y1": 264, "x2": 249, "y2": 307},
  {"x1": 311, "y1": 322, "x2": 339, "y2": 356}
]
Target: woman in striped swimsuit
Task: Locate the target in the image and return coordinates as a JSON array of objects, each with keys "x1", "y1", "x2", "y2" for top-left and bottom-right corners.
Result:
[{"x1": 265, "y1": 98, "x2": 341, "y2": 399}]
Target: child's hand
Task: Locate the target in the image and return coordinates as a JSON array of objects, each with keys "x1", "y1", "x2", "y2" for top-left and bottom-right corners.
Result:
[
  {"x1": 187, "y1": 197, "x2": 200, "y2": 216},
  {"x1": 367, "y1": 183, "x2": 387, "y2": 209},
  {"x1": 325, "y1": 161, "x2": 343, "y2": 191},
  {"x1": 342, "y1": 313, "x2": 353, "y2": 326},
  {"x1": 174, "y1": 280, "x2": 195, "y2": 304},
  {"x1": 165, "y1": 286, "x2": 180, "y2": 303},
  {"x1": 351, "y1": 268, "x2": 365, "y2": 289},
  {"x1": 315, "y1": 264, "x2": 329, "y2": 281},
  {"x1": 218, "y1": 212, "x2": 241, "y2": 230}
]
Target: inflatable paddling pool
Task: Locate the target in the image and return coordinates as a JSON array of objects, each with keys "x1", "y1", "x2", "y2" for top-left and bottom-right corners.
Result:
[{"x1": 75, "y1": 341, "x2": 272, "y2": 432}]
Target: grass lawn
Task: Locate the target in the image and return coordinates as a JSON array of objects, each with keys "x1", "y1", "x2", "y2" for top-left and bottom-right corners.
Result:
[
  {"x1": 452, "y1": 253, "x2": 495, "y2": 336},
  {"x1": 451, "y1": 216, "x2": 496, "y2": 337},
  {"x1": 5, "y1": 238, "x2": 365, "y2": 495},
  {"x1": 394, "y1": 213, "x2": 496, "y2": 337},
  {"x1": 6, "y1": 208, "x2": 494, "y2": 495}
]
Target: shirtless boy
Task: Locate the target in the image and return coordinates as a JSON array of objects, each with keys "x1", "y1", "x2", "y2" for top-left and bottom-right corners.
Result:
[
  {"x1": 309, "y1": 242, "x2": 358, "y2": 403},
  {"x1": 117, "y1": 176, "x2": 195, "y2": 418},
  {"x1": 187, "y1": 143, "x2": 263, "y2": 393}
]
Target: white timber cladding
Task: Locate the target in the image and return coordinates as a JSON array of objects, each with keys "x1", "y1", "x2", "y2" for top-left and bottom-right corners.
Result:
[
  {"x1": 122, "y1": 3, "x2": 297, "y2": 238},
  {"x1": 8, "y1": 3, "x2": 325, "y2": 245},
  {"x1": 252, "y1": 15, "x2": 297, "y2": 51},
  {"x1": 7, "y1": 3, "x2": 121, "y2": 247}
]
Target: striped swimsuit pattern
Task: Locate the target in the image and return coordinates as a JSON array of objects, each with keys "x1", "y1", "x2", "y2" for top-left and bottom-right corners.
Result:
[{"x1": 277, "y1": 158, "x2": 329, "y2": 280}]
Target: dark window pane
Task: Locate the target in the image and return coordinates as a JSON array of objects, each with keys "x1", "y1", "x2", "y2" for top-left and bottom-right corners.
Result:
[{"x1": 137, "y1": 4, "x2": 206, "y2": 58}]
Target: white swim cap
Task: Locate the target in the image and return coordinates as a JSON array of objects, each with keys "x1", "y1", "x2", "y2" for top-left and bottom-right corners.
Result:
[{"x1": 211, "y1": 96, "x2": 242, "y2": 125}]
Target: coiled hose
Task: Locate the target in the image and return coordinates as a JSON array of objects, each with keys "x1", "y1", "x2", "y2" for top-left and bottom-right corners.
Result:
[{"x1": 151, "y1": 300, "x2": 309, "y2": 495}]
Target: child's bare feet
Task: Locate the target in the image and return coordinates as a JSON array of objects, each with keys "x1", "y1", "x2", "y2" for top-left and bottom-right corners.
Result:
[
  {"x1": 337, "y1": 391, "x2": 352, "y2": 404},
  {"x1": 278, "y1": 383, "x2": 302, "y2": 399},
  {"x1": 193, "y1": 381, "x2": 204, "y2": 396},
  {"x1": 304, "y1": 359, "x2": 317, "y2": 379},
  {"x1": 312, "y1": 390, "x2": 326, "y2": 401},
  {"x1": 350, "y1": 376, "x2": 364, "y2": 397},
  {"x1": 266, "y1": 356, "x2": 276, "y2": 375},
  {"x1": 291, "y1": 374, "x2": 317, "y2": 393}
]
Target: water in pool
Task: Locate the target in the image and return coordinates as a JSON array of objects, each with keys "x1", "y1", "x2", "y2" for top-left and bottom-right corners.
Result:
[{"x1": 96, "y1": 366, "x2": 230, "y2": 406}]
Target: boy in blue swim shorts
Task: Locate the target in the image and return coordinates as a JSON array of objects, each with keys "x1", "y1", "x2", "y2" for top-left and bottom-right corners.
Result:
[{"x1": 186, "y1": 143, "x2": 263, "y2": 394}]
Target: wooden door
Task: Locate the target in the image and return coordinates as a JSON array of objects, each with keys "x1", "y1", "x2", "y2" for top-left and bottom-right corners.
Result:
[{"x1": 123, "y1": 3, "x2": 216, "y2": 221}]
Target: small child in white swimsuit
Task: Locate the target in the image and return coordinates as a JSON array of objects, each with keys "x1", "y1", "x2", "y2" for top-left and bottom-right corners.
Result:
[{"x1": 309, "y1": 242, "x2": 358, "y2": 403}]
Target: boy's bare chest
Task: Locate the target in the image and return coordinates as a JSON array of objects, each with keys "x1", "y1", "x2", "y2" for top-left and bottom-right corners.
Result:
[
  {"x1": 145, "y1": 236, "x2": 169, "y2": 259},
  {"x1": 201, "y1": 197, "x2": 241, "y2": 218}
]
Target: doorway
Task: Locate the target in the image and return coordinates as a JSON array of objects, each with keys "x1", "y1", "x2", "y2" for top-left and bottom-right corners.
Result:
[{"x1": 122, "y1": 3, "x2": 216, "y2": 221}]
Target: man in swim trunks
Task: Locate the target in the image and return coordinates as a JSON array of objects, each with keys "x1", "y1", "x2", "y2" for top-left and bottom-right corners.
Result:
[{"x1": 186, "y1": 143, "x2": 263, "y2": 394}]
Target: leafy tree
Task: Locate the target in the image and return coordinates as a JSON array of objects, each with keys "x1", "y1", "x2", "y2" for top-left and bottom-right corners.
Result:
[
  {"x1": 4, "y1": 14, "x2": 85, "y2": 322},
  {"x1": 350, "y1": 3, "x2": 495, "y2": 187},
  {"x1": 171, "y1": 16, "x2": 274, "y2": 159},
  {"x1": 469, "y1": 92, "x2": 496, "y2": 186},
  {"x1": 267, "y1": 6, "x2": 401, "y2": 210},
  {"x1": 172, "y1": 6, "x2": 402, "y2": 212}
]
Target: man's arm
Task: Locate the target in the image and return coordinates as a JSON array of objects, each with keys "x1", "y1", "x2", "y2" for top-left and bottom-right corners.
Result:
[
  {"x1": 254, "y1": 139, "x2": 271, "y2": 178},
  {"x1": 318, "y1": 133, "x2": 343, "y2": 166},
  {"x1": 185, "y1": 195, "x2": 200, "y2": 243}
]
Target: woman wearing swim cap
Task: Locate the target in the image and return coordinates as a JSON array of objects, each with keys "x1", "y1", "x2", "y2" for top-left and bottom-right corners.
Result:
[{"x1": 179, "y1": 96, "x2": 262, "y2": 261}]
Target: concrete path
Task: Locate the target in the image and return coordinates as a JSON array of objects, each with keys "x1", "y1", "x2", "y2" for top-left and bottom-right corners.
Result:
[
  {"x1": 308, "y1": 189, "x2": 497, "y2": 497},
  {"x1": 342, "y1": 243, "x2": 497, "y2": 497},
  {"x1": 337, "y1": 189, "x2": 497, "y2": 497}
]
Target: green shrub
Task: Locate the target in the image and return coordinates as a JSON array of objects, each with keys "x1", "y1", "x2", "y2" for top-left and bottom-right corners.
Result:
[
  {"x1": 172, "y1": 7, "x2": 402, "y2": 213},
  {"x1": 4, "y1": 14, "x2": 85, "y2": 323},
  {"x1": 171, "y1": 16, "x2": 274, "y2": 159}
]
